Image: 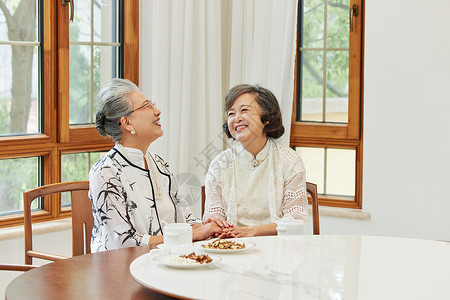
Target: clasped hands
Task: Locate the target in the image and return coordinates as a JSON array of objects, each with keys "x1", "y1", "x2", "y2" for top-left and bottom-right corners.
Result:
[{"x1": 203, "y1": 217, "x2": 256, "y2": 238}]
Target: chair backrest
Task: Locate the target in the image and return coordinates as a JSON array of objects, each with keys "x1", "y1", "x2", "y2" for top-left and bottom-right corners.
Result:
[
  {"x1": 201, "y1": 185, "x2": 206, "y2": 218},
  {"x1": 201, "y1": 181, "x2": 320, "y2": 234},
  {"x1": 23, "y1": 181, "x2": 93, "y2": 265},
  {"x1": 306, "y1": 182, "x2": 320, "y2": 235}
]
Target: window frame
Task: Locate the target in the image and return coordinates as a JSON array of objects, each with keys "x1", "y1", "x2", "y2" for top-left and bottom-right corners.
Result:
[
  {"x1": 0, "y1": 0, "x2": 139, "y2": 228},
  {"x1": 290, "y1": 0, "x2": 364, "y2": 209}
]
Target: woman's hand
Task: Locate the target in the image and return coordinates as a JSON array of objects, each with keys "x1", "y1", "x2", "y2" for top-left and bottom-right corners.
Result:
[
  {"x1": 192, "y1": 222, "x2": 223, "y2": 241},
  {"x1": 205, "y1": 217, "x2": 234, "y2": 229},
  {"x1": 221, "y1": 226, "x2": 257, "y2": 238},
  {"x1": 220, "y1": 223, "x2": 278, "y2": 238}
]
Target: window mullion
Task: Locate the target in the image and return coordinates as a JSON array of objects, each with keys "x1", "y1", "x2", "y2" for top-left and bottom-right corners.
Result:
[
  {"x1": 322, "y1": 0, "x2": 328, "y2": 122},
  {"x1": 57, "y1": 1, "x2": 70, "y2": 143},
  {"x1": 90, "y1": 0, "x2": 95, "y2": 124},
  {"x1": 347, "y1": 0, "x2": 363, "y2": 139}
]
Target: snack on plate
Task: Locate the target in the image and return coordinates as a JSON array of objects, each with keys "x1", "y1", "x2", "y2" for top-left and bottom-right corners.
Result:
[
  {"x1": 179, "y1": 252, "x2": 213, "y2": 264},
  {"x1": 202, "y1": 239, "x2": 246, "y2": 250}
]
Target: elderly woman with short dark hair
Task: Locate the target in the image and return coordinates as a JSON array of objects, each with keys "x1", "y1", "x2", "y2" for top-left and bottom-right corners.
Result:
[
  {"x1": 203, "y1": 84, "x2": 308, "y2": 237},
  {"x1": 90, "y1": 78, "x2": 222, "y2": 252}
]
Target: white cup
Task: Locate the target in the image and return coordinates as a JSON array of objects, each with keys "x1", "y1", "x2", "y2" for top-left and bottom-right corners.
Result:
[
  {"x1": 163, "y1": 223, "x2": 192, "y2": 250},
  {"x1": 276, "y1": 219, "x2": 305, "y2": 236}
]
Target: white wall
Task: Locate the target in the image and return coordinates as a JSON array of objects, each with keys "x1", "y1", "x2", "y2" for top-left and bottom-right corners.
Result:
[
  {"x1": 0, "y1": 229, "x2": 71, "y2": 297},
  {"x1": 320, "y1": 0, "x2": 450, "y2": 241}
]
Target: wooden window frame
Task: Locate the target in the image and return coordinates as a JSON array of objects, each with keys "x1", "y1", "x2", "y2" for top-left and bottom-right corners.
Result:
[
  {"x1": 290, "y1": 0, "x2": 364, "y2": 209},
  {"x1": 58, "y1": 0, "x2": 139, "y2": 144},
  {"x1": 0, "y1": 0, "x2": 139, "y2": 228}
]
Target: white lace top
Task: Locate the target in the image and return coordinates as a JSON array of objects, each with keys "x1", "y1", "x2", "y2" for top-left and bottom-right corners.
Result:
[{"x1": 203, "y1": 138, "x2": 308, "y2": 226}]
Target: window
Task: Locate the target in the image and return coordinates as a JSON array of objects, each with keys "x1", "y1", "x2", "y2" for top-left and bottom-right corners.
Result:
[
  {"x1": 0, "y1": 0, "x2": 139, "y2": 228},
  {"x1": 60, "y1": 151, "x2": 106, "y2": 207},
  {"x1": 291, "y1": 0, "x2": 364, "y2": 208}
]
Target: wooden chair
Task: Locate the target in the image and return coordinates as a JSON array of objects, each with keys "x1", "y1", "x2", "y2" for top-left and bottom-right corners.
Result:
[
  {"x1": 201, "y1": 185, "x2": 206, "y2": 217},
  {"x1": 0, "y1": 264, "x2": 38, "y2": 271},
  {"x1": 200, "y1": 181, "x2": 320, "y2": 235},
  {"x1": 23, "y1": 181, "x2": 93, "y2": 265},
  {"x1": 306, "y1": 182, "x2": 320, "y2": 235}
]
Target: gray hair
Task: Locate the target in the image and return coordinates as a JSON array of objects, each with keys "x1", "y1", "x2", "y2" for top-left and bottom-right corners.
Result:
[{"x1": 95, "y1": 78, "x2": 139, "y2": 142}]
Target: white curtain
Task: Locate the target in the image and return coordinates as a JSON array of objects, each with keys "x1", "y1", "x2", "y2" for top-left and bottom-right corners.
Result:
[
  {"x1": 228, "y1": 0, "x2": 298, "y2": 146},
  {"x1": 140, "y1": 0, "x2": 298, "y2": 217}
]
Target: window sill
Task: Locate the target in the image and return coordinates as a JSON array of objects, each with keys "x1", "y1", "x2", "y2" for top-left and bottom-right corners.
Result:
[
  {"x1": 309, "y1": 206, "x2": 371, "y2": 220},
  {"x1": 0, "y1": 218, "x2": 71, "y2": 242}
]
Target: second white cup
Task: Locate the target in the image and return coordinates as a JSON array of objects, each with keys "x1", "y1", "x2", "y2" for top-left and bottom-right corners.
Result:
[
  {"x1": 276, "y1": 219, "x2": 305, "y2": 236},
  {"x1": 163, "y1": 223, "x2": 192, "y2": 249}
]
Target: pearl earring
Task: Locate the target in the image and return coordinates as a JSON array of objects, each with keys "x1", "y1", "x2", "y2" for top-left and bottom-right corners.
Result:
[{"x1": 131, "y1": 128, "x2": 136, "y2": 135}]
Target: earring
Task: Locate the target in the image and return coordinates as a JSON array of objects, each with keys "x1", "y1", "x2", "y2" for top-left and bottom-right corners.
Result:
[{"x1": 131, "y1": 128, "x2": 136, "y2": 135}]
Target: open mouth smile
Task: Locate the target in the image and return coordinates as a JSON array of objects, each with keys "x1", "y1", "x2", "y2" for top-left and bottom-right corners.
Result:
[{"x1": 235, "y1": 124, "x2": 247, "y2": 133}]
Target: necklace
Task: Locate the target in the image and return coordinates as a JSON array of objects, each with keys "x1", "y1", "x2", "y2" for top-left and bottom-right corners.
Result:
[
  {"x1": 251, "y1": 157, "x2": 260, "y2": 170},
  {"x1": 245, "y1": 139, "x2": 269, "y2": 170}
]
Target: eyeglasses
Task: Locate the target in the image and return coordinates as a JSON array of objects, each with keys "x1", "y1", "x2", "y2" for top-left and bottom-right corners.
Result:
[{"x1": 129, "y1": 99, "x2": 157, "y2": 114}]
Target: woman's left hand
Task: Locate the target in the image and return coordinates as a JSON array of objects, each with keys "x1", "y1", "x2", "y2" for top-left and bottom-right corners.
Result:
[
  {"x1": 192, "y1": 222, "x2": 223, "y2": 241},
  {"x1": 204, "y1": 217, "x2": 234, "y2": 229},
  {"x1": 221, "y1": 226, "x2": 257, "y2": 238}
]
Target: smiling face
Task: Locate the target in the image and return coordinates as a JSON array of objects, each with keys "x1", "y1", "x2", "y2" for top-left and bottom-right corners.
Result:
[
  {"x1": 121, "y1": 91, "x2": 163, "y2": 150},
  {"x1": 227, "y1": 93, "x2": 267, "y2": 148}
]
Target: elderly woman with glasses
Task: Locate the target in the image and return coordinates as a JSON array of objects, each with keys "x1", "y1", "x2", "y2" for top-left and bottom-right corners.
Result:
[
  {"x1": 89, "y1": 78, "x2": 222, "y2": 252},
  {"x1": 203, "y1": 84, "x2": 308, "y2": 238}
]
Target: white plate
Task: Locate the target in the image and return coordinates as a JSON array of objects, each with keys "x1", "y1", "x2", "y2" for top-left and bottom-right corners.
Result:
[
  {"x1": 156, "y1": 244, "x2": 193, "y2": 250},
  {"x1": 156, "y1": 244, "x2": 167, "y2": 250},
  {"x1": 153, "y1": 253, "x2": 221, "y2": 269},
  {"x1": 193, "y1": 239, "x2": 256, "y2": 254}
]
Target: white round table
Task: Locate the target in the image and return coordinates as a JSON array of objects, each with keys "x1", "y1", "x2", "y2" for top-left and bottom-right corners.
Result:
[{"x1": 130, "y1": 235, "x2": 450, "y2": 300}]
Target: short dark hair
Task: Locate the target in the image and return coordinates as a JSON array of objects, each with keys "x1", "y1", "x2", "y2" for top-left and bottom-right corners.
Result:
[{"x1": 223, "y1": 84, "x2": 284, "y2": 139}]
